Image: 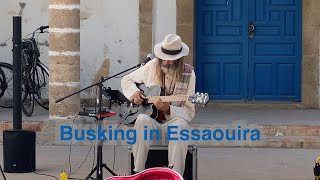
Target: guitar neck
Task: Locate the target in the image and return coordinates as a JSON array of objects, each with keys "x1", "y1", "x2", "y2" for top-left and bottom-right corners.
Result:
[{"x1": 148, "y1": 95, "x2": 189, "y2": 103}]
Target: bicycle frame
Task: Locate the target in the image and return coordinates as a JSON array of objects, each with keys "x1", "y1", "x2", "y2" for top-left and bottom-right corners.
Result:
[{"x1": 21, "y1": 26, "x2": 49, "y2": 116}]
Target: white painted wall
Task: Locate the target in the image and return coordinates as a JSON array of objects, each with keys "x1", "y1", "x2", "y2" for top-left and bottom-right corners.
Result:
[
  {"x1": 79, "y1": 0, "x2": 139, "y2": 98},
  {"x1": 0, "y1": 0, "x2": 177, "y2": 99},
  {"x1": 152, "y1": 0, "x2": 176, "y2": 51}
]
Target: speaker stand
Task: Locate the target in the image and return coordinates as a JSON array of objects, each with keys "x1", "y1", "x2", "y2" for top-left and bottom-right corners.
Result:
[{"x1": 0, "y1": 165, "x2": 7, "y2": 180}]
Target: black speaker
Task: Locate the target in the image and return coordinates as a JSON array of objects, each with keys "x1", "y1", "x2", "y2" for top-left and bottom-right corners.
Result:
[{"x1": 3, "y1": 130, "x2": 36, "y2": 173}]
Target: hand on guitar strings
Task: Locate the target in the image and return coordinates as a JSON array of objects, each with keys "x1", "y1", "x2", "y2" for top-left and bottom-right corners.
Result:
[
  {"x1": 132, "y1": 91, "x2": 147, "y2": 105},
  {"x1": 154, "y1": 98, "x2": 170, "y2": 114}
]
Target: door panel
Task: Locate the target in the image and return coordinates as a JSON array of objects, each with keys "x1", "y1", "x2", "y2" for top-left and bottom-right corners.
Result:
[
  {"x1": 196, "y1": 0, "x2": 249, "y2": 100},
  {"x1": 248, "y1": 0, "x2": 302, "y2": 101}
]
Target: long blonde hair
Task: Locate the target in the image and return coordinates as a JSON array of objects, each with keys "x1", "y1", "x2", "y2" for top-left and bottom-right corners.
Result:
[{"x1": 155, "y1": 57, "x2": 185, "y2": 84}]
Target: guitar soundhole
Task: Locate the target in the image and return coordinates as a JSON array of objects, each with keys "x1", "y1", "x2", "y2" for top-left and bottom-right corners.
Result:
[{"x1": 125, "y1": 110, "x2": 139, "y2": 120}]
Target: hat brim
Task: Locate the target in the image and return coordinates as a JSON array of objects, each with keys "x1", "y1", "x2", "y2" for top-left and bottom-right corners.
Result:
[{"x1": 154, "y1": 42, "x2": 189, "y2": 60}]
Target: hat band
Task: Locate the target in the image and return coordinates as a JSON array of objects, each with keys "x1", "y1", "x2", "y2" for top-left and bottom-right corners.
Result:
[{"x1": 161, "y1": 46, "x2": 182, "y2": 55}]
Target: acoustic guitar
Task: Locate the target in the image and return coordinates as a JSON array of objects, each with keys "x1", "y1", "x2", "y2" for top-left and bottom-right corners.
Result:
[{"x1": 117, "y1": 83, "x2": 209, "y2": 125}]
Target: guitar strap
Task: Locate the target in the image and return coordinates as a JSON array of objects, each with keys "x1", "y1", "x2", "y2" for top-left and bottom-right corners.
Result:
[
  {"x1": 156, "y1": 64, "x2": 193, "y2": 124},
  {"x1": 156, "y1": 74, "x2": 171, "y2": 124},
  {"x1": 156, "y1": 111, "x2": 166, "y2": 124}
]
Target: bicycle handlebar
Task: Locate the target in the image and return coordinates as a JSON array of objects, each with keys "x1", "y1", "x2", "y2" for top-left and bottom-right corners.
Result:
[
  {"x1": 39, "y1": 26, "x2": 49, "y2": 33},
  {"x1": 39, "y1": 26, "x2": 49, "y2": 32},
  {"x1": 30, "y1": 26, "x2": 49, "y2": 38}
]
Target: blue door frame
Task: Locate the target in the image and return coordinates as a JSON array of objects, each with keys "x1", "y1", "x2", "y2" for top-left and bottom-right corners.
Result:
[{"x1": 195, "y1": 0, "x2": 302, "y2": 101}]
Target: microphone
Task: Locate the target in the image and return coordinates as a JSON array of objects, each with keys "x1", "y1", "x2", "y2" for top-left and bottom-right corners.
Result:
[{"x1": 141, "y1": 54, "x2": 154, "y2": 66}]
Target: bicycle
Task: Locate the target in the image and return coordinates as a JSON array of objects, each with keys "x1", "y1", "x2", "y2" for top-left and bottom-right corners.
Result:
[
  {"x1": 0, "y1": 67, "x2": 6, "y2": 100},
  {"x1": 0, "y1": 63, "x2": 13, "y2": 109},
  {"x1": 21, "y1": 25, "x2": 50, "y2": 116},
  {"x1": 0, "y1": 26, "x2": 49, "y2": 116}
]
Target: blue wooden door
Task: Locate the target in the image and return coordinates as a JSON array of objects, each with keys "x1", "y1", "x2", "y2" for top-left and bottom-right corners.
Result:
[
  {"x1": 195, "y1": 0, "x2": 249, "y2": 100},
  {"x1": 248, "y1": 0, "x2": 302, "y2": 101},
  {"x1": 195, "y1": 0, "x2": 302, "y2": 101}
]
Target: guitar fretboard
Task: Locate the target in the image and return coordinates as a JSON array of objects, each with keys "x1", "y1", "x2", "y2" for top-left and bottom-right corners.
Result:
[{"x1": 148, "y1": 95, "x2": 189, "y2": 103}]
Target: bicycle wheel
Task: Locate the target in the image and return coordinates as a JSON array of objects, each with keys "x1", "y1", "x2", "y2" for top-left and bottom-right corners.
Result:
[
  {"x1": 34, "y1": 62, "x2": 49, "y2": 110},
  {"x1": 0, "y1": 63, "x2": 13, "y2": 108},
  {"x1": 21, "y1": 51, "x2": 35, "y2": 116},
  {"x1": 22, "y1": 84, "x2": 34, "y2": 117},
  {"x1": 0, "y1": 67, "x2": 6, "y2": 99}
]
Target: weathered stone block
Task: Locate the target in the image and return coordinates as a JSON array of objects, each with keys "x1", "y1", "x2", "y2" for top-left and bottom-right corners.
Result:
[
  {"x1": 303, "y1": 26, "x2": 319, "y2": 56},
  {"x1": 303, "y1": 0, "x2": 320, "y2": 26},
  {"x1": 302, "y1": 55, "x2": 319, "y2": 108},
  {"x1": 49, "y1": 62, "x2": 80, "y2": 82},
  {"x1": 49, "y1": 32, "x2": 80, "y2": 52},
  {"x1": 49, "y1": 9, "x2": 80, "y2": 29},
  {"x1": 49, "y1": 0, "x2": 79, "y2": 5}
]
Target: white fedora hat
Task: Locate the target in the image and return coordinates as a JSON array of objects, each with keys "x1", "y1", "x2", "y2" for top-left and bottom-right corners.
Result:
[{"x1": 154, "y1": 34, "x2": 189, "y2": 60}]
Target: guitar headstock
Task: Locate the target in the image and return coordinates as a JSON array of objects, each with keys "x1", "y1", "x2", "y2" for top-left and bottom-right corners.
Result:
[{"x1": 188, "y1": 92, "x2": 209, "y2": 107}]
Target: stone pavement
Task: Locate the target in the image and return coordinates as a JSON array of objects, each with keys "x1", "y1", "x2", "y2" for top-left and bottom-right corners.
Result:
[{"x1": 0, "y1": 145, "x2": 318, "y2": 180}]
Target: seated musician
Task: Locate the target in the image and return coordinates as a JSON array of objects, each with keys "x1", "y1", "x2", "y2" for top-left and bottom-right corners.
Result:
[{"x1": 120, "y1": 34, "x2": 196, "y2": 176}]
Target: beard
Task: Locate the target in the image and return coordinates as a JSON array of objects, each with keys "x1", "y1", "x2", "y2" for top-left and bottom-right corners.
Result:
[{"x1": 161, "y1": 62, "x2": 178, "y2": 74}]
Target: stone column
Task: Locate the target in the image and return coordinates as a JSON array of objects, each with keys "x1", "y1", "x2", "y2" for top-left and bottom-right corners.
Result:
[
  {"x1": 139, "y1": 0, "x2": 153, "y2": 61},
  {"x1": 302, "y1": 0, "x2": 320, "y2": 108},
  {"x1": 176, "y1": 0, "x2": 194, "y2": 66},
  {"x1": 48, "y1": 0, "x2": 80, "y2": 119}
]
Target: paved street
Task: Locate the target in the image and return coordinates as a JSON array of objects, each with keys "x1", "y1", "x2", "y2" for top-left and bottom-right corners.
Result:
[{"x1": 0, "y1": 145, "x2": 318, "y2": 180}]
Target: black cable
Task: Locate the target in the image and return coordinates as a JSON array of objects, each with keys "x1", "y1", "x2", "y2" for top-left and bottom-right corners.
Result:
[
  {"x1": 69, "y1": 141, "x2": 72, "y2": 176},
  {"x1": 71, "y1": 86, "x2": 101, "y2": 179},
  {"x1": 92, "y1": 87, "x2": 98, "y2": 170},
  {"x1": 30, "y1": 144, "x2": 59, "y2": 180},
  {"x1": 112, "y1": 145, "x2": 116, "y2": 171},
  {"x1": 68, "y1": 115, "x2": 78, "y2": 176},
  {"x1": 92, "y1": 143, "x2": 96, "y2": 171},
  {"x1": 66, "y1": 114, "x2": 97, "y2": 180},
  {"x1": 112, "y1": 123, "x2": 121, "y2": 171},
  {"x1": 33, "y1": 171, "x2": 59, "y2": 180},
  {"x1": 90, "y1": 86, "x2": 97, "y2": 171},
  {"x1": 69, "y1": 143, "x2": 94, "y2": 177},
  {"x1": 75, "y1": 88, "x2": 99, "y2": 180}
]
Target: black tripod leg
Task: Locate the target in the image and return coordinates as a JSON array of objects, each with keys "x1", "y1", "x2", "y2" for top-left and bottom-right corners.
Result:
[
  {"x1": 102, "y1": 164, "x2": 117, "y2": 176},
  {"x1": 85, "y1": 166, "x2": 97, "y2": 180}
]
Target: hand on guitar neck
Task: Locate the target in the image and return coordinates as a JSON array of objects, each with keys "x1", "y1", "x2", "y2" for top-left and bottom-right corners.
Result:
[
  {"x1": 132, "y1": 91, "x2": 170, "y2": 114},
  {"x1": 131, "y1": 91, "x2": 147, "y2": 105}
]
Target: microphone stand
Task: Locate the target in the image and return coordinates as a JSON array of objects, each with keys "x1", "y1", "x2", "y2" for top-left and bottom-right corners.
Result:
[{"x1": 55, "y1": 62, "x2": 147, "y2": 180}]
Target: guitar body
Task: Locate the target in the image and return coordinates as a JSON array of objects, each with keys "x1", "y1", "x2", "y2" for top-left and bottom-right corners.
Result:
[
  {"x1": 105, "y1": 167, "x2": 183, "y2": 180},
  {"x1": 117, "y1": 84, "x2": 165, "y2": 125}
]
